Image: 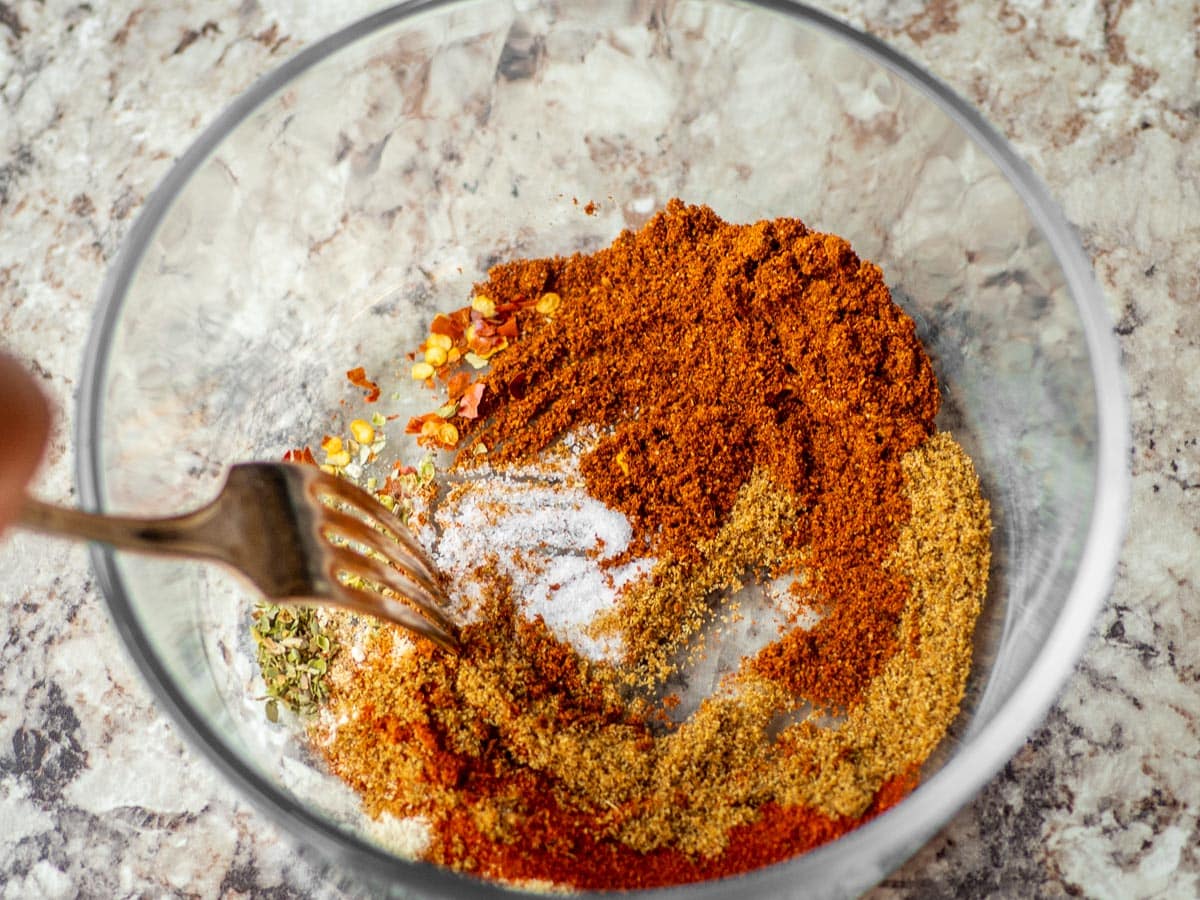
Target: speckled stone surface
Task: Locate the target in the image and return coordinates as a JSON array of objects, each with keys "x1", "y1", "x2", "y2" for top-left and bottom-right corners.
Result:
[{"x1": 0, "y1": 1, "x2": 1194, "y2": 897}]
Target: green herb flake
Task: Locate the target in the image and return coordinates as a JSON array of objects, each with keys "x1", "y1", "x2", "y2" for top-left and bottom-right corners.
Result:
[
  {"x1": 416, "y1": 453, "x2": 436, "y2": 485},
  {"x1": 250, "y1": 603, "x2": 340, "y2": 720}
]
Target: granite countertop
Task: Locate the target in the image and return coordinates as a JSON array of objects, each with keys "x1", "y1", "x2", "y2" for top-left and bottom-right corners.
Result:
[{"x1": 0, "y1": 1, "x2": 1194, "y2": 897}]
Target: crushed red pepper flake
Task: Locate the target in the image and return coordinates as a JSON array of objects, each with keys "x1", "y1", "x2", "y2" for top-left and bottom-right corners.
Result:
[
  {"x1": 405, "y1": 413, "x2": 460, "y2": 450},
  {"x1": 457, "y1": 383, "x2": 486, "y2": 420},
  {"x1": 446, "y1": 371, "x2": 471, "y2": 402},
  {"x1": 282, "y1": 446, "x2": 317, "y2": 466},
  {"x1": 346, "y1": 366, "x2": 381, "y2": 402}
]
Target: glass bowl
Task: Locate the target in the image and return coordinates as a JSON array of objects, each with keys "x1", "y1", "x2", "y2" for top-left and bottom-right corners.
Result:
[{"x1": 78, "y1": 1, "x2": 1129, "y2": 897}]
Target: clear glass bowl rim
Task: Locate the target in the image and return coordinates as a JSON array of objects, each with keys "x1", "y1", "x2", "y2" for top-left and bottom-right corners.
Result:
[{"x1": 76, "y1": 1, "x2": 1131, "y2": 896}]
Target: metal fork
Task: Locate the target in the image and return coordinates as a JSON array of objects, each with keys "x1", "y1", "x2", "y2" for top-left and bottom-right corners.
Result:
[{"x1": 18, "y1": 462, "x2": 460, "y2": 652}]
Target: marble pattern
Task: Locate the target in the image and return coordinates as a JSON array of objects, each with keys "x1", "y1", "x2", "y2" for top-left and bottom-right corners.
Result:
[{"x1": 0, "y1": 0, "x2": 1194, "y2": 897}]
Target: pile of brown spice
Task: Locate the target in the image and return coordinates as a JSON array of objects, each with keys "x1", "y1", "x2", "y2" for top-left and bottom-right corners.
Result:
[
  {"x1": 451, "y1": 200, "x2": 939, "y2": 704},
  {"x1": 300, "y1": 201, "x2": 991, "y2": 891}
]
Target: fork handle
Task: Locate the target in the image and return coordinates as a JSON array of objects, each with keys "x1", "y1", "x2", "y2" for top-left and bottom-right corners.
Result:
[{"x1": 18, "y1": 496, "x2": 222, "y2": 561}]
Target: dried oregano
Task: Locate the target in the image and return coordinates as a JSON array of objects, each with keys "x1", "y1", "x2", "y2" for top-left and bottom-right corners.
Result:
[
  {"x1": 251, "y1": 603, "x2": 339, "y2": 720},
  {"x1": 248, "y1": 449, "x2": 435, "y2": 721}
]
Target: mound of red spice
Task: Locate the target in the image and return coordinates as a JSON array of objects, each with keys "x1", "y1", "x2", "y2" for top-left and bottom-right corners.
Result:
[{"x1": 454, "y1": 199, "x2": 939, "y2": 706}]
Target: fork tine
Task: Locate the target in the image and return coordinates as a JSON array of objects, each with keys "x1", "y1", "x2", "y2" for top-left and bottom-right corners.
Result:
[
  {"x1": 332, "y1": 581, "x2": 459, "y2": 653},
  {"x1": 319, "y1": 506, "x2": 448, "y2": 605},
  {"x1": 308, "y1": 474, "x2": 440, "y2": 575},
  {"x1": 328, "y1": 545, "x2": 461, "y2": 640}
]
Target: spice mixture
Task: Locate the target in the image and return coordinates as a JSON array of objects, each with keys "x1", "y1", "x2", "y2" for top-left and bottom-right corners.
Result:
[{"x1": 256, "y1": 201, "x2": 991, "y2": 891}]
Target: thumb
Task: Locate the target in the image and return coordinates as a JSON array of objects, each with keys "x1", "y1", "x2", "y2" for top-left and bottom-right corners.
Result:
[{"x1": 0, "y1": 353, "x2": 52, "y2": 534}]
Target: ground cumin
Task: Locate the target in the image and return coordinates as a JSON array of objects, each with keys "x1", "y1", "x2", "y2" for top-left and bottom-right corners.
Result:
[
  {"x1": 587, "y1": 466, "x2": 802, "y2": 686},
  {"x1": 301, "y1": 201, "x2": 991, "y2": 890}
]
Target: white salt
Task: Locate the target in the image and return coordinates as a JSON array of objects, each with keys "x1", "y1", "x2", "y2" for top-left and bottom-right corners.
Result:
[{"x1": 420, "y1": 449, "x2": 650, "y2": 661}]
